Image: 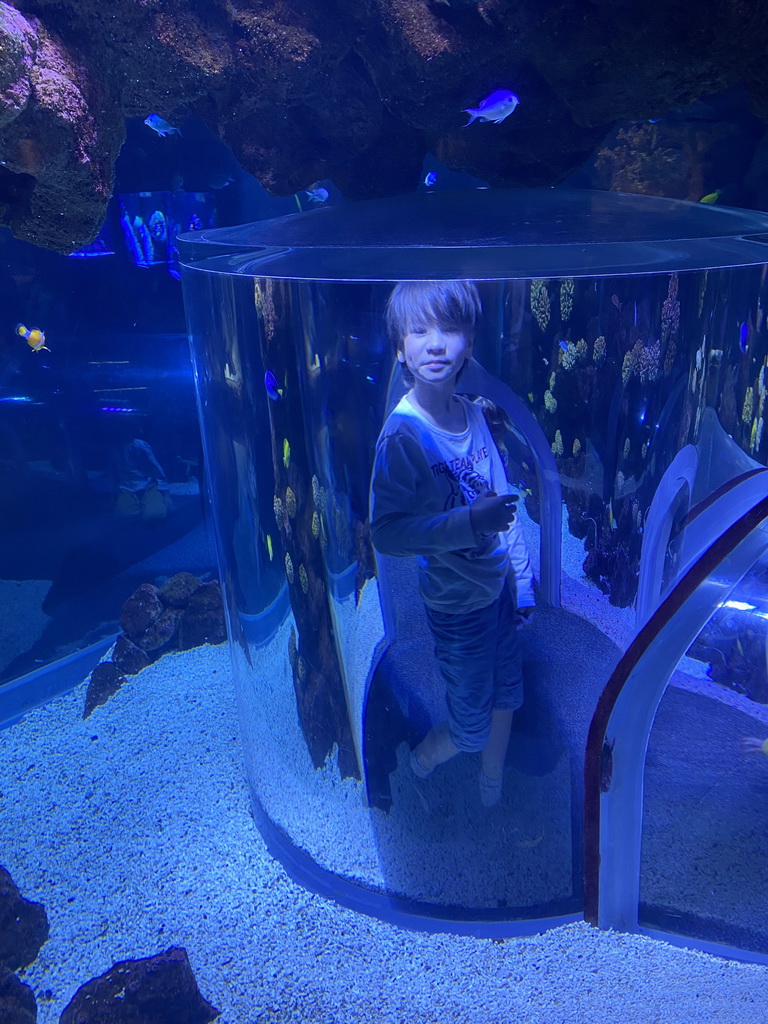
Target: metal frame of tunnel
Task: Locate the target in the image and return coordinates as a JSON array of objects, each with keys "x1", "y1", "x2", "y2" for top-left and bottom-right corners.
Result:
[{"x1": 584, "y1": 485, "x2": 768, "y2": 961}]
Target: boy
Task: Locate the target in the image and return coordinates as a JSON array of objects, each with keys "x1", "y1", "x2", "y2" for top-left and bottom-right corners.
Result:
[{"x1": 370, "y1": 280, "x2": 535, "y2": 808}]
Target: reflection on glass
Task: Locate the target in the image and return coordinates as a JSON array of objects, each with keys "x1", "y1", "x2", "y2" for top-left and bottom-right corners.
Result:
[{"x1": 370, "y1": 281, "x2": 535, "y2": 808}]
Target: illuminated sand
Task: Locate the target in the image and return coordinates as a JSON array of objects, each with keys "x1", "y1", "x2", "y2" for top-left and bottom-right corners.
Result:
[{"x1": 2, "y1": 642, "x2": 767, "y2": 1024}]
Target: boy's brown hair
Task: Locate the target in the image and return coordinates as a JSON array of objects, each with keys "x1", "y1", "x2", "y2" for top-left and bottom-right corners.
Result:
[{"x1": 385, "y1": 280, "x2": 482, "y2": 384}]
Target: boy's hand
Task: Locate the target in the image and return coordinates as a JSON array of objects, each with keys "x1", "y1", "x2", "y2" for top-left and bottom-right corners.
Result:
[
  {"x1": 515, "y1": 607, "x2": 535, "y2": 631},
  {"x1": 470, "y1": 489, "x2": 518, "y2": 536}
]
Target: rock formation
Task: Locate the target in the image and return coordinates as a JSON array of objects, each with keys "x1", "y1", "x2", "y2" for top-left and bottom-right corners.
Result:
[
  {"x1": 59, "y1": 946, "x2": 220, "y2": 1024},
  {"x1": 1, "y1": 0, "x2": 768, "y2": 251}
]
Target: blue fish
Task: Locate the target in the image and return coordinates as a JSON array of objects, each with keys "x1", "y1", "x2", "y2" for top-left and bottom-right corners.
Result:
[
  {"x1": 558, "y1": 340, "x2": 569, "y2": 352},
  {"x1": 144, "y1": 113, "x2": 182, "y2": 137},
  {"x1": 424, "y1": 171, "x2": 437, "y2": 187},
  {"x1": 740, "y1": 321, "x2": 749, "y2": 353},
  {"x1": 462, "y1": 89, "x2": 519, "y2": 126},
  {"x1": 265, "y1": 370, "x2": 283, "y2": 401},
  {"x1": 305, "y1": 186, "x2": 329, "y2": 203}
]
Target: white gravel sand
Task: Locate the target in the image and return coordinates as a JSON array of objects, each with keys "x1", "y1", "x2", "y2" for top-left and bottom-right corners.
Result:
[{"x1": 2, "y1": 642, "x2": 767, "y2": 1024}]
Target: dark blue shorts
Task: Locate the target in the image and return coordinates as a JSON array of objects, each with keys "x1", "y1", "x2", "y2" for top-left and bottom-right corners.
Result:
[{"x1": 425, "y1": 580, "x2": 524, "y2": 753}]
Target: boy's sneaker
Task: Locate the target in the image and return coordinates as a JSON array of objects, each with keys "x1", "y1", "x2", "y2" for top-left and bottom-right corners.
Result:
[{"x1": 409, "y1": 749, "x2": 433, "y2": 780}]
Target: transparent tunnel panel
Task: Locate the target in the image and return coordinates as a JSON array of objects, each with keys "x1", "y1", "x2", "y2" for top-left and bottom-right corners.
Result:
[
  {"x1": 640, "y1": 554, "x2": 768, "y2": 954},
  {"x1": 179, "y1": 189, "x2": 768, "y2": 933}
]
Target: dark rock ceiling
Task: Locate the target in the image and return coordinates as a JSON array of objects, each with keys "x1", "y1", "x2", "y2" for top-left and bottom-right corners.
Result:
[{"x1": 1, "y1": 0, "x2": 768, "y2": 252}]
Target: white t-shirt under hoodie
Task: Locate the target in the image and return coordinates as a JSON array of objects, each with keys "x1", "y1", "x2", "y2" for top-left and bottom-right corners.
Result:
[{"x1": 370, "y1": 393, "x2": 535, "y2": 615}]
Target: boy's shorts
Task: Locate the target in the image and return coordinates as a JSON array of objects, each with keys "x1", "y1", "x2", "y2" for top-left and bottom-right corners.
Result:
[{"x1": 425, "y1": 580, "x2": 524, "y2": 753}]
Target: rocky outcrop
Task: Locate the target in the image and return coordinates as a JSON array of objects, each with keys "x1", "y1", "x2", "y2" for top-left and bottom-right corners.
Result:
[
  {"x1": 1, "y1": 0, "x2": 768, "y2": 252},
  {"x1": 0, "y1": 966, "x2": 36, "y2": 1024},
  {"x1": 0, "y1": 866, "x2": 48, "y2": 973},
  {"x1": 83, "y1": 573, "x2": 226, "y2": 717},
  {"x1": 59, "y1": 946, "x2": 220, "y2": 1024}
]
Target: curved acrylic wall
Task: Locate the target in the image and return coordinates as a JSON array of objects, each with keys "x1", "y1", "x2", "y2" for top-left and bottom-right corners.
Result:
[{"x1": 179, "y1": 189, "x2": 768, "y2": 937}]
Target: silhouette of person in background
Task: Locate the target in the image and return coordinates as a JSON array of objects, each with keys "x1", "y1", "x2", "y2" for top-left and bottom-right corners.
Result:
[{"x1": 112, "y1": 433, "x2": 172, "y2": 523}]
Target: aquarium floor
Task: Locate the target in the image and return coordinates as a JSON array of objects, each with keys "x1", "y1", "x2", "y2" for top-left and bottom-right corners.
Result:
[{"x1": 1, "y1": 645, "x2": 767, "y2": 1024}]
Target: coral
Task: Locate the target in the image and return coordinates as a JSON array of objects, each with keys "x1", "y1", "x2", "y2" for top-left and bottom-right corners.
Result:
[
  {"x1": 311, "y1": 511, "x2": 320, "y2": 538},
  {"x1": 663, "y1": 338, "x2": 676, "y2": 377},
  {"x1": 530, "y1": 280, "x2": 551, "y2": 332},
  {"x1": 254, "y1": 279, "x2": 278, "y2": 340},
  {"x1": 623, "y1": 438, "x2": 630, "y2": 460},
  {"x1": 297, "y1": 655, "x2": 307, "y2": 684},
  {"x1": 549, "y1": 371, "x2": 556, "y2": 390},
  {"x1": 698, "y1": 272, "x2": 708, "y2": 317},
  {"x1": 622, "y1": 348, "x2": 635, "y2": 385},
  {"x1": 742, "y1": 386, "x2": 755, "y2": 425},
  {"x1": 273, "y1": 494, "x2": 283, "y2": 523},
  {"x1": 661, "y1": 272, "x2": 680, "y2": 343},
  {"x1": 750, "y1": 416, "x2": 764, "y2": 453},
  {"x1": 284, "y1": 552, "x2": 294, "y2": 584},
  {"x1": 560, "y1": 278, "x2": 574, "y2": 321},
  {"x1": 593, "y1": 335, "x2": 606, "y2": 364},
  {"x1": 623, "y1": 338, "x2": 660, "y2": 385},
  {"x1": 311, "y1": 474, "x2": 325, "y2": 513},
  {"x1": 560, "y1": 342, "x2": 578, "y2": 370},
  {"x1": 544, "y1": 389, "x2": 557, "y2": 413},
  {"x1": 551, "y1": 429, "x2": 563, "y2": 456},
  {"x1": 285, "y1": 486, "x2": 297, "y2": 518},
  {"x1": 635, "y1": 338, "x2": 661, "y2": 383},
  {"x1": 572, "y1": 438, "x2": 581, "y2": 456},
  {"x1": 575, "y1": 338, "x2": 588, "y2": 362},
  {"x1": 299, "y1": 563, "x2": 309, "y2": 594}
]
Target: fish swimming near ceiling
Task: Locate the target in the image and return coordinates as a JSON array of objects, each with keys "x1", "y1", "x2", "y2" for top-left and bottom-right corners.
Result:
[
  {"x1": 462, "y1": 90, "x2": 519, "y2": 126},
  {"x1": 305, "y1": 186, "x2": 329, "y2": 203},
  {"x1": 16, "y1": 324, "x2": 49, "y2": 352},
  {"x1": 283, "y1": 438, "x2": 291, "y2": 468},
  {"x1": 144, "y1": 113, "x2": 182, "y2": 137},
  {"x1": 700, "y1": 189, "x2": 722, "y2": 204},
  {"x1": 423, "y1": 171, "x2": 438, "y2": 187}
]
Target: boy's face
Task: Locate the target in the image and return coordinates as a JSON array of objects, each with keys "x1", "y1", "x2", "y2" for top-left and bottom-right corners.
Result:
[{"x1": 397, "y1": 325, "x2": 472, "y2": 386}]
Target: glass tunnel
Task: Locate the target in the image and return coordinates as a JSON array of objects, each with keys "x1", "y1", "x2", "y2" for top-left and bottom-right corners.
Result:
[{"x1": 178, "y1": 189, "x2": 768, "y2": 953}]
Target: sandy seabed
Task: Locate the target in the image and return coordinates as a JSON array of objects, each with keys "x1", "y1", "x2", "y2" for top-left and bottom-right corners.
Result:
[{"x1": 2, "y1": 638, "x2": 768, "y2": 1024}]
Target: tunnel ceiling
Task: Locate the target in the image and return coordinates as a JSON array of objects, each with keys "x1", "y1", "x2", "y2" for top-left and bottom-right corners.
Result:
[{"x1": 1, "y1": 0, "x2": 768, "y2": 253}]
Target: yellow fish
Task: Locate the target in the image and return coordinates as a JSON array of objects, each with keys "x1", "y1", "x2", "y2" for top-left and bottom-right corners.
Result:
[
  {"x1": 266, "y1": 534, "x2": 273, "y2": 560},
  {"x1": 16, "y1": 323, "x2": 49, "y2": 352},
  {"x1": 699, "y1": 189, "x2": 721, "y2": 204},
  {"x1": 283, "y1": 438, "x2": 291, "y2": 468},
  {"x1": 608, "y1": 502, "x2": 617, "y2": 530},
  {"x1": 528, "y1": 392, "x2": 535, "y2": 403}
]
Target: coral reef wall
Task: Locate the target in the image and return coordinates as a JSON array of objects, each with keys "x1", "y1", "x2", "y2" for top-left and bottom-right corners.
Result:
[{"x1": 2, "y1": 0, "x2": 768, "y2": 252}]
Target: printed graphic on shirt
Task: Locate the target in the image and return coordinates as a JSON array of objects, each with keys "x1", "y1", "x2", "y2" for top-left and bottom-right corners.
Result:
[{"x1": 431, "y1": 444, "x2": 490, "y2": 510}]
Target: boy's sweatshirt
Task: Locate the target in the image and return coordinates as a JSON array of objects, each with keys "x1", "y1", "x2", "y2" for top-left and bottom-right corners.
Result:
[{"x1": 371, "y1": 393, "x2": 535, "y2": 615}]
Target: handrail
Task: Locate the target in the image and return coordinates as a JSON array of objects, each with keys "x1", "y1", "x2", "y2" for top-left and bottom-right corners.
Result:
[
  {"x1": 637, "y1": 465, "x2": 768, "y2": 628},
  {"x1": 585, "y1": 493, "x2": 768, "y2": 932},
  {"x1": 636, "y1": 444, "x2": 698, "y2": 628}
]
